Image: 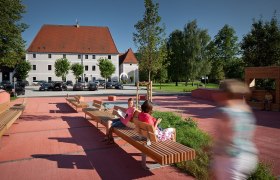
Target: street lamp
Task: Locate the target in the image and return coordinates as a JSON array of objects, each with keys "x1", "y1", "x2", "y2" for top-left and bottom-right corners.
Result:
[{"x1": 13, "y1": 77, "x2": 17, "y2": 97}]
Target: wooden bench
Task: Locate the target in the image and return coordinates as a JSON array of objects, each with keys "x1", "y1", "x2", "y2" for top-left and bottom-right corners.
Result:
[
  {"x1": 83, "y1": 105, "x2": 196, "y2": 169},
  {"x1": 0, "y1": 98, "x2": 25, "y2": 139},
  {"x1": 113, "y1": 117, "x2": 195, "y2": 169},
  {"x1": 66, "y1": 95, "x2": 89, "y2": 112}
]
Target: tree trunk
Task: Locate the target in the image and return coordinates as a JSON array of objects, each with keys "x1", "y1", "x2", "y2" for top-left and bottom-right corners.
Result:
[{"x1": 176, "y1": 81, "x2": 178, "y2": 86}]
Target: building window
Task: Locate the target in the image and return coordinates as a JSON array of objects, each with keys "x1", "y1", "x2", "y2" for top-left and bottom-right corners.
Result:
[
  {"x1": 92, "y1": 77, "x2": 96, "y2": 81},
  {"x1": 78, "y1": 54, "x2": 81, "y2": 59},
  {"x1": 108, "y1": 55, "x2": 111, "y2": 59},
  {"x1": 33, "y1": 65, "x2": 36, "y2": 70},
  {"x1": 85, "y1": 55, "x2": 88, "y2": 59},
  {"x1": 63, "y1": 54, "x2": 66, "y2": 58},
  {"x1": 48, "y1": 54, "x2": 52, "y2": 58},
  {"x1": 48, "y1": 77, "x2": 52, "y2": 82},
  {"x1": 33, "y1": 54, "x2": 36, "y2": 58},
  {"x1": 48, "y1": 65, "x2": 52, "y2": 70},
  {"x1": 92, "y1": 55, "x2": 96, "y2": 59},
  {"x1": 130, "y1": 64, "x2": 132, "y2": 66},
  {"x1": 85, "y1": 65, "x2": 88, "y2": 71},
  {"x1": 85, "y1": 77, "x2": 88, "y2": 82},
  {"x1": 92, "y1": 65, "x2": 96, "y2": 71},
  {"x1": 33, "y1": 77, "x2": 36, "y2": 81}
]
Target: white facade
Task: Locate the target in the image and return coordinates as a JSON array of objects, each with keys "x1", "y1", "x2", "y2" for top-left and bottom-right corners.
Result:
[
  {"x1": 26, "y1": 53, "x2": 119, "y2": 84},
  {"x1": 120, "y1": 63, "x2": 138, "y2": 83}
]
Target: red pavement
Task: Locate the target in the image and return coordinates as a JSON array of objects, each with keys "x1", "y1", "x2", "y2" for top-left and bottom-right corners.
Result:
[
  {"x1": 0, "y1": 95, "x2": 279, "y2": 179},
  {"x1": 0, "y1": 97, "x2": 193, "y2": 180}
]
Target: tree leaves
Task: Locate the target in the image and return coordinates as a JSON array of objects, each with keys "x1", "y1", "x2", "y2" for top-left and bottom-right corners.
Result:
[
  {"x1": 71, "y1": 63, "x2": 84, "y2": 82},
  {"x1": 54, "y1": 58, "x2": 70, "y2": 81},
  {"x1": 0, "y1": 0, "x2": 27, "y2": 67}
]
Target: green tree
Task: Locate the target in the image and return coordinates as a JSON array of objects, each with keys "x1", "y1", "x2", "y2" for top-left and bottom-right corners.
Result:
[
  {"x1": 71, "y1": 63, "x2": 84, "y2": 82},
  {"x1": 98, "y1": 58, "x2": 115, "y2": 89},
  {"x1": 214, "y1": 24, "x2": 240, "y2": 79},
  {"x1": 167, "y1": 30, "x2": 185, "y2": 86},
  {"x1": 241, "y1": 16, "x2": 280, "y2": 67},
  {"x1": 133, "y1": 0, "x2": 166, "y2": 82},
  {"x1": 0, "y1": 0, "x2": 28, "y2": 67},
  {"x1": 54, "y1": 58, "x2": 70, "y2": 81},
  {"x1": 14, "y1": 60, "x2": 31, "y2": 80},
  {"x1": 183, "y1": 20, "x2": 211, "y2": 85}
]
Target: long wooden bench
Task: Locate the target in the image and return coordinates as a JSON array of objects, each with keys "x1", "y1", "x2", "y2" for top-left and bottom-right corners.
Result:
[
  {"x1": 66, "y1": 95, "x2": 89, "y2": 112},
  {"x1": 83, "y1": 105, "x2": 196, "y2": 169},
  {"x1": 0, "y1": 98, "x2": 25, "y2": 139}
]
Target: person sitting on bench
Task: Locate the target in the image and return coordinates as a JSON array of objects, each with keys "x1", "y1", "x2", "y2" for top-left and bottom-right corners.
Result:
[
  {"x1": 105, "y1": 98, "x2": 136, "y2": 143},
  {"x1": 138, "y1": 100, "x2": 175, "y2": 142}
]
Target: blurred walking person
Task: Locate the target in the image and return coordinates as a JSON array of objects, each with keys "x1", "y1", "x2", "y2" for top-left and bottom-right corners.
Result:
[{"x1": 211, "y1": 79, "x2": 258, "y2": 180}]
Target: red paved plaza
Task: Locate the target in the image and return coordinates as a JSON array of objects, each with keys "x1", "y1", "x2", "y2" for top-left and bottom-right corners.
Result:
[{"x1": 0, "y1": 95, "x2": 279, "y2": 179}]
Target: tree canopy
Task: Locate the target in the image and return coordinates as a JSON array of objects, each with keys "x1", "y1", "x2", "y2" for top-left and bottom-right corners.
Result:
[
  {"x1": 14, "y1": 60, "x2": 31, "y2": 80},
  {"x1": 0, "y1": 0, "x2": 28, "y2": 67},
  {"x1": 54, "y1": 58, "x2": 70, "y2": 81},
  {"x1": 133, "y1": 0, "x2": 166, "y2": 82},
  {"x1": 98, "y1": 58, "x2": 115, "y2": 82},
  {"x1": 241, "y1": 16, "x2": 280, "y2": 67},
  {"x1": 71, "y1": 63, "x2": 84, "y2": 82}
]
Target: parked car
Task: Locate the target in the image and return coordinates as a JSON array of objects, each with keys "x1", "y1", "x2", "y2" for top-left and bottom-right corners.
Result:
[
  {"x1": 39, "y1": 83, "x2": 54, "y2": 91},
  {"x1": 99, "y1": 80, "x2": 105, "y2": 86},
  {"x1": 17, "y1": 80, "x2": 29, "y2": 86},
  {"x1": 114, "y1": 82, "x2": 124, "y2": 89},
  {"x1": 33, "y1": 80, "x2": 47, "y2": 86},
  {"x1": 94, "y1": 81, "x2": 100, "y2": 86},
  {"x1": 88, "y1": 82, "x2": 98, "y2": 91},
  {"x1": 105, "y1": 81, "x2": 115, "y2": 89},
  {"x1": 53, "y1": 82, "x2": 67, "y2": 91},
  {"x1": 4, "y1": 83, "x2": 25, "y2": 96},
  {"x1": 0, "y1": 80, "x2": 11, "y2": 89},
  {"x1": 66, "y1": 80, "x2": 73, "y2": 86},
  {"x1": 73, "y1": 83, "x2": 84, "y2": 91}
]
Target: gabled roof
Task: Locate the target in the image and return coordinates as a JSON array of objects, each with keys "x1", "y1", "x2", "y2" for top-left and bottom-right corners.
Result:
[
  {"x1": 119, "y1": 48, "x2": 138, "y2": 64},
  {"x1": 27, "y1": 24, "x2": 119, "y2": 54}
]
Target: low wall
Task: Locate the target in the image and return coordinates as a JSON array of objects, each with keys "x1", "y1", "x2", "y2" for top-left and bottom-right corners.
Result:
[
  {"x1": 0, "y1": 90, "x2": 10, "y2": 104},
  {"x1": 191, "y1": 88, "x2": 224, "y2": 102}
]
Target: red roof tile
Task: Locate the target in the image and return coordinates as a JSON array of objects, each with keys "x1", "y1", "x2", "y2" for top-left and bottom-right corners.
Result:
[
  {"x1": 119, "y1": 48, "x2": 138, "y2": 64},
  {"x1": 27, "y1": 24, "x2": 119, "y2": 54}
]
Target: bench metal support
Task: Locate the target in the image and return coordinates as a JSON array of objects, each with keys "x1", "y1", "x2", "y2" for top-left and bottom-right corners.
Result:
[{"x1": 141, "y1": 153, "x2": 166, "y2": 170}]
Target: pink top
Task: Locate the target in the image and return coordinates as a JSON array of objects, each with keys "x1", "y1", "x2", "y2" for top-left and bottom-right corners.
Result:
[
  {"x1": 120, "y1": 107, "x2": 135, "y2": 125},
  {"x1": 138, "y1": 112, "x2": 157, "y2": 127}
]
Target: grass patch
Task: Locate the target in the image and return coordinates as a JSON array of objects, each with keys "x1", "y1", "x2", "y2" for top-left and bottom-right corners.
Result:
[
  {"x1": 152, "y1": 82, "x2": 218, "y2": 93},
  {"x1": 10, "y1": 96, "x2": 17, "y2": 101},
  {"x1": 152, "y1": 111, "x2": 212, "y2": 179},
  {"x1": 248, "y1": 162, "x2": 277, "y2": 180}
]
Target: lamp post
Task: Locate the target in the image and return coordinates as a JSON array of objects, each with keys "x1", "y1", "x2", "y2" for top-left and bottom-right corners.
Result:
[{"x1": 13, "y1": 77, "x2": 17, "y2": 97}]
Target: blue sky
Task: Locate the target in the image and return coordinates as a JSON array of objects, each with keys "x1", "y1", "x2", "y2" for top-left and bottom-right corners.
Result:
[{"x1": 22, "y1": 0, "x2": 280, "y2": 53}]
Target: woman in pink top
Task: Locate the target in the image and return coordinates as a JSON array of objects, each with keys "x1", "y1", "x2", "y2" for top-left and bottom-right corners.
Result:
[
  {"x1": 106, "y1": 98, "x2": 135, "y2": 143},
  {"x1": 138, "y1": 100, "x2": 175, "y2": 142}
]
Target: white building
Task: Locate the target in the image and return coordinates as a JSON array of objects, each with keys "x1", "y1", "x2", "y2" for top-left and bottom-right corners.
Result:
[
  {"x1": 119, "y1": 48, "x2": 139, "y2": 83},
  {"x1": 26, "y1": 24, "x2": 138, "y2": 84}
]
